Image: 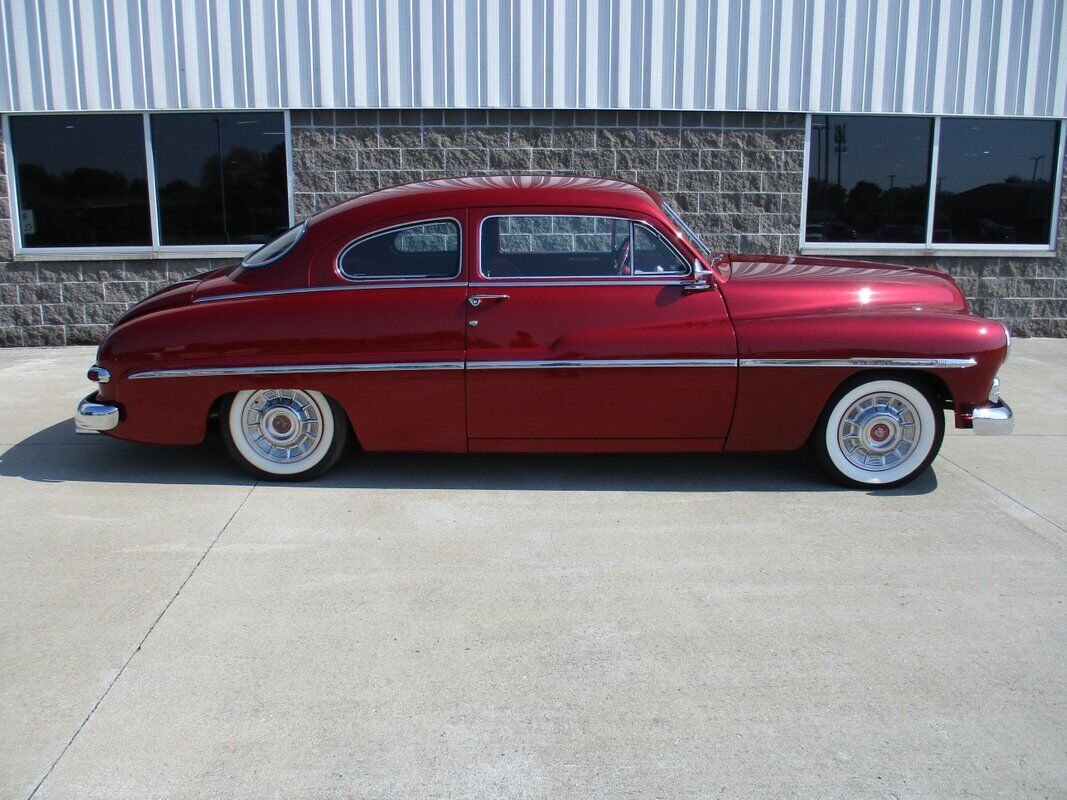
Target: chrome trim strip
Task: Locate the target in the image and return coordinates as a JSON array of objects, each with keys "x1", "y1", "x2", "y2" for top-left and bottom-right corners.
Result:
[
  {"x1": 739, "y1": 357, "x2": 978, "y2": 369},
  {"x1": 467, "y1": 358, "x2": 738, "y2": 370},
  {"x1": 129, "y1": 362, "x2": 465, "y2": 379},
  {"x1": 193, "y1": 281, "x2": 464, "y2": 303}
]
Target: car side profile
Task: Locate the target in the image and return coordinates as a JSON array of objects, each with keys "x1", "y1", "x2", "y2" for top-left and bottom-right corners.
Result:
[{"x1": 75, "y1": 175, "x2": 1013, "y2": 488}]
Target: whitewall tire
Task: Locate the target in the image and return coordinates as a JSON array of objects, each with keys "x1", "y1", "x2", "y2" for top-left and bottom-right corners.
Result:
[
  {"x1": 812, "y1": 378, "x2": 943, "y2": 489},
  {"x1": 221, "y1": 389, "x2": 349, "y2": 480}
]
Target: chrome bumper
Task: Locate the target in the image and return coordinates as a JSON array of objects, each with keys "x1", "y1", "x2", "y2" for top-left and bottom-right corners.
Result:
[
  {"x1": 972, "y1": 400, "x2": 1014, "y2": 436},
  {"x1": 75, "y1": 393, "x2": 120, "y2": 434}
]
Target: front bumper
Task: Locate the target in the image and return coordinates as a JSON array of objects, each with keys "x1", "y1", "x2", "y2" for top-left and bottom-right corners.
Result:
[
  {"x1": 75, "y1": 393, "x2": 120, "y2": 434},
  {"x1": 971, "y1": 400, "x2": 1014, "y2": 436}
]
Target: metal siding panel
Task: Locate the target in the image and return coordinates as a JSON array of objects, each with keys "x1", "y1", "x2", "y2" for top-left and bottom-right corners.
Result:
[{"x1": 0, "y1": 0, "x2": 1063, "y2": 115}]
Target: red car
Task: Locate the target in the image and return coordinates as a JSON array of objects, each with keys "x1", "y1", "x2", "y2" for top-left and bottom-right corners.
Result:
[{"x1": 75, "y1": 175, "x2": 1013, "y2": 488}]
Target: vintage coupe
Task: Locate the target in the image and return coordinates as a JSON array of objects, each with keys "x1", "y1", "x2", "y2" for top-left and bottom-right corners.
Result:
[{"x1": 75, "y1": 175, "x2": 1013, "y2": 487}]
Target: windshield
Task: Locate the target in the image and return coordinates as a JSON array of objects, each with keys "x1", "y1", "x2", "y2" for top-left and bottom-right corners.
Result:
[
  {"x1": 662, "y1": 202, "x2": 715, "y2": 261},
  {"x1": 242, "y1": 221, "x2": 306, "y2": 267}
]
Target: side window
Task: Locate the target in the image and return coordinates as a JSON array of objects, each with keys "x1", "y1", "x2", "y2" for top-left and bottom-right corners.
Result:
[
  {"x1": 633, "y1": 224, "x2": 689, "y2": 274},
  {"x1": 481, "y1": 215, "x2": 631, "y2": 278},
  {"x1": 339, "y1": 220, "x2": 460, "y2": 280}
]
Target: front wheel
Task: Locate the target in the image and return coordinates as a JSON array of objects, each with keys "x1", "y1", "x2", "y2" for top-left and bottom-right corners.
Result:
[
  {"x1": 221, "y1": 389, "x2": 349, "y2": 481},
  {"x1": 811, "y1": 378, "x2": 944, "y2": 489}
]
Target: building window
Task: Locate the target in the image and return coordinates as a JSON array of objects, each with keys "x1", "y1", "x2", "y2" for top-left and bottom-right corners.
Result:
[
  {"x1": 8, "y1": 114, "x2": 152, "y2": 248},
  {"x1": 933, "y1": 118, "x2": 1060, "y2": 245},
  {"x1": 803, "y1": 115, "x2": 1062, "y2": 252},
  {"x1": 806, "y1": 115, "x2": 933, "y2": 244},
  {"x1": 5, "y1": 111, "x2": 289, "y2": 253},
  {"x1": 151, "y1": 113, "x2": 288, "y2": 246}
]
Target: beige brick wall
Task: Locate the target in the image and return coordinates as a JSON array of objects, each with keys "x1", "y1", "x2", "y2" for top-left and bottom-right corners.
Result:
[{"x1": 0, "y1": 108, "x2": 1064, "y2": 344}]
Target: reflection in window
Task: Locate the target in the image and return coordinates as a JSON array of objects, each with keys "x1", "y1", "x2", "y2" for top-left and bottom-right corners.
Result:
[
  {"x1": 151, "y1": 112, "x2": 288, "y2": 246},
  {"x1": 806, "y1": 115, "x2": 933, "y2": 243},
  {"x1": 933, "y1": 119, "x2": 1060, "y2": 244},
  {"x1": 339, "y1": 220, "x2": 460, "y2": 279},
  {"x1": 481, "y1": 216, "x2": 631, "y2": 277},
  {"x1": 9, "y1": 114, "x2": 151, "y2": 248}
]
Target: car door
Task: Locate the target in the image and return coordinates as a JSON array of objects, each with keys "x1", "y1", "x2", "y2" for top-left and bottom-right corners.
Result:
[
  {"x1": 300, "y1": 211, "x2": 470, "y2": 452},
  {"x1": 465, "y1": 208, "x2": 737, "y2": 450}
]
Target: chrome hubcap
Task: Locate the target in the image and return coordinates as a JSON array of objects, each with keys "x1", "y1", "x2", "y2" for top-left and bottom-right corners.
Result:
[
  {"x1": 241, "y1": 389, "x2": 322, "y2": 463},
  {"x1": 838, "y1": 392, "x2": 920, "y2": 471}
]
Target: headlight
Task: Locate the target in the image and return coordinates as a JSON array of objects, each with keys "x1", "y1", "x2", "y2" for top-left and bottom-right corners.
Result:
[{"x1": 988, "y1": 376, "x2": 1001, "y2": 404}]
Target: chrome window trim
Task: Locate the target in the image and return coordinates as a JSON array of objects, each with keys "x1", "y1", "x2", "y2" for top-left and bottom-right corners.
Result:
[
  {"x1": 336, "y1": 217, "x2": 462, "y2": 282},
  {"x1": 739, "y1": 357, "x2": 977, "y2": 369},
  {"x1": 129, "y1": 362, "x2": 465, "y2": 379},
  {"x1": 192, "y1": 281, "x2": 464, "y2": 303},
  {"x1": 467, "y1": 358, "x2": 738, "y2": 369},
  {"x1": 477, "y1": 213, "x2": 694, "y2": 281}
]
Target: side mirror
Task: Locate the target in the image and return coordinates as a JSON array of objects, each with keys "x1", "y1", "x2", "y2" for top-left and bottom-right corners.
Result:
[{"x1": 682, "y1": 258, "x2": 715, "y2": 293}]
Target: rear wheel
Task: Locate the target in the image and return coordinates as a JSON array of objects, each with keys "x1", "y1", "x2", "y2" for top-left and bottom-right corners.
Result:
[
  {"x1": 221, "y1": 389, "x2": 349, "y2": 481},
  {"x1": 811, "y1": 378, "x2": 943, "y2": 489}
]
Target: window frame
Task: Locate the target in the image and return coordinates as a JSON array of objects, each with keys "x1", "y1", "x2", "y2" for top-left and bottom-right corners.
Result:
[
  {"x1": 799, "y1": 113, "x2": 1065, "y2": 258},
  {"x1": 477, "y1": 213, "x2": 693, "y2": 281},
  {"x1": 336, "y1": 217, "x2": 463, "y2": 282},
  {"x1": 2, "y1": 110, "x2": 295, "y2": 261}
]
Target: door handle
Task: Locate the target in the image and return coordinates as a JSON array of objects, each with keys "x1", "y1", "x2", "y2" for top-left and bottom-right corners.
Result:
[{"x1": 468, "y1": 294, "x2": 510, "y2": 307}]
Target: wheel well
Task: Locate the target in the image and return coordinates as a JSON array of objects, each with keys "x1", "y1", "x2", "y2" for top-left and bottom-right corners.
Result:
[{"x1": 829, "y1": 369, "x2": 954, "y2": 411}]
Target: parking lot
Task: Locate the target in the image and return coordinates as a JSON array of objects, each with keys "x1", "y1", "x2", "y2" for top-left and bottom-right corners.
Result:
[{"x1": 1, "y1": 341, "x2": 1065, "y2": 799}]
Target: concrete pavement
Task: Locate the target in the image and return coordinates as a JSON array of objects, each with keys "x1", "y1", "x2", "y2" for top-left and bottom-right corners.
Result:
[{"x1": 1, "y1": 342, "x2": 1065, "y2": 799}]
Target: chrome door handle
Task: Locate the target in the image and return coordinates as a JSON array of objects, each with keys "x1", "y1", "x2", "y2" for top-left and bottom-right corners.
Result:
[{"x1": 468, "y1": 294, "x2": 510, "y2": 307}]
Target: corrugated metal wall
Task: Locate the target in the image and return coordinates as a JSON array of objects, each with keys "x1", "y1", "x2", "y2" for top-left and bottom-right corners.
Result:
[{"x1": 0, "y1": 0, "x2": 1064, "y2": 117}]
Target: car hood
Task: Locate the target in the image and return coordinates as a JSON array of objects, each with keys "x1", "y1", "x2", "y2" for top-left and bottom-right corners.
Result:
[{"x1": 720, "y1": 255, "x2": 968, "y2": 321}]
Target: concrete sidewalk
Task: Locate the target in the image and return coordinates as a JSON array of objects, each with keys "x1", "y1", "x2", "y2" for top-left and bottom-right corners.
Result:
[{"x1": 1, "y1": 342, "x2": 1065, "y2": 799}]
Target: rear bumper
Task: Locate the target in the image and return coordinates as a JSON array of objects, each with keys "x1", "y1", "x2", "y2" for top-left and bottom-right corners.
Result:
[
  {"x1": 971, "y1": 400, "x2": 1014, "y2": 436},
  {"x1": 75, "y1": 393, "x2": 120, "y2": 434}
]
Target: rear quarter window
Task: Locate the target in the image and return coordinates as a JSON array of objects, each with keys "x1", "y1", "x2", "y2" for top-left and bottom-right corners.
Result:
[{"x1": 339, "y1": 219, "x2": 461, "y2": 280}]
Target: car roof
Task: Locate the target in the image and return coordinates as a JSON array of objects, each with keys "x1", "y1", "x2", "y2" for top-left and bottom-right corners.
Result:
[{"x1": 307, "y1": 175, "x2": 664, "y2": 228}]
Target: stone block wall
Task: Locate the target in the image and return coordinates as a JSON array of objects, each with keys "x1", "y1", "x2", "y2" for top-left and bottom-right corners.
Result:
[{"x1": 0, "y1": 108, "x2": 1064, "y2": 345}]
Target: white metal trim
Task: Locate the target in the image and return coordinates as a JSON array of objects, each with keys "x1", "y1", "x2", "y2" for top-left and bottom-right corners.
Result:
[
  {"x1": 2, "y1": 114, "x2": 22, "y2": 253},
  {"x1": 283, "y1": 109, "x2": 295, "y2": 226},
  {"x1": 1048, "y1": 119, "x2": 1066, "y2": 251},
  {"x1": 798, "y1": 113, "x2": 810, "y2": 248},
  {"x1": 925, "y1": 116, "x2": 941, "y2": 246},
  {"x1": 142, "y1": 112, "x2": 161, "y2": 247}
]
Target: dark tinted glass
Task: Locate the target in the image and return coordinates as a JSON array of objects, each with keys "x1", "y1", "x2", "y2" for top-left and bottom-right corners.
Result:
[
  {"x1": 806, "y1": 115, "x2": 933, "y2": 243},
  {"x1": 340, "y1": 221, "x2": 459, "y2": 279},
  {"x1": 9, "y1": 114, "x2": 151, "y2": 247},
  {"x1": 633, "y1": 224, "x2": 687, "y2": 274},
  {"x1": 933, "y1": 119, "x2": 1060, "y2": 244},
  {"x1": 151, "y1": 112, "x2": 288, "y2": 246},
  {"x1": 481, "y1": 216, "x2": 631, "y2": 277}
]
